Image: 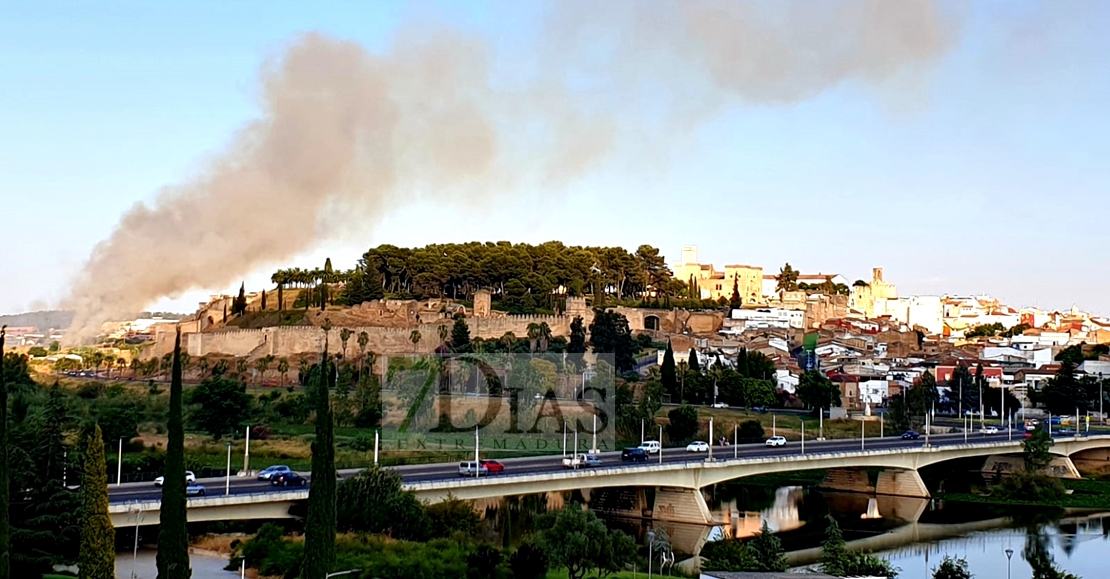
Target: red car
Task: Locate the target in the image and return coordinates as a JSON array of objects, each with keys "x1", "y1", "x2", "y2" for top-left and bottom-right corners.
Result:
[{"x1": 479, "y1": 460, "x2": 505, "y2": 473}]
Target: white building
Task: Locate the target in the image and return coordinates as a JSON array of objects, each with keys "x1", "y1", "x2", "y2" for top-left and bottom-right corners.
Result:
[
  {"x1": 1080, "y1": 361, "x2": 1110, "y2": 377},
  {"x1": 859, "y1": 380, "x2": 891, "y2": 406},
  {"x1": 729, "y1": 308, "x2": 804, "y2": 330},
  {"x1": 776, "y1": 369, "x2": 799, "y2": 393},
  {"x1": 907, "y1": 295, "x2": 944, "y2": 335}
]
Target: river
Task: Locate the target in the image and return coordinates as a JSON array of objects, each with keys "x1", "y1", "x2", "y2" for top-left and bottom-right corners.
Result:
[{"x1": 477, "y1": 474, "x2": 1106, "y2": 578}]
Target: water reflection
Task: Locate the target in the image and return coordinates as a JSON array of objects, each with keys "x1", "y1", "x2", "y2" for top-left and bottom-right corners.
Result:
[{"x1": 466, "y1": 483, "x2": 1110, "y2": 578}]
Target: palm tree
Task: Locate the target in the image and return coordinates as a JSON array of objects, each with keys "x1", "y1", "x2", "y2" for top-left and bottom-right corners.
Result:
[
  {"x1": 500, "y1": 332, "x2": 517, "y2": 353},
  {"x1": 357, "y1": 331, "x2": 369, "y2": 381},
  {"x1": 365, "y1": 351, "x2": 377, "y2": 377},
  {"x1": 130, "y1": 358, "x2": 141, "y2": 378},
  {"x1": 299, "y1": 358, "x2": 311, "y2": 385},
  {"x1": 160, "y1": 353, "x2": 173, "y2": 380},
  {"x1": 438, "y1": 324, "x2": 449, "y2": 346},
  {"x1": 179, "y1": 351, "x2": 191, "y2": 381},
  {"x1": 277, "y1": 358, "x2": 290, "y2": 387},
  {"x1": 235, "y1": 358, "x2": 249, "y2": 382},
  {"x1": 257, "y1": 355, "x2": 275, "y2": 384},
  {"x1": 197, "y1": 357, "x2": 210, "y2": 380},
  {"x1": 538, "y1": 322, "x2": 552, "y2": 353},
  {"x1": 409, "y1": 329, "x2": 422, "y2": 353},
  {"x1": 271, "y1": 269, "x2": 288, "y2": 312},
  {"x1": 104, "y1": 354, "x2": 116, "y2": 379},
  {"x1": 340, "y1": 328, "x2": 352, "y2": 360},
  {"x1": 115, "y1": 357, "x2": 126, "y2": 378}
]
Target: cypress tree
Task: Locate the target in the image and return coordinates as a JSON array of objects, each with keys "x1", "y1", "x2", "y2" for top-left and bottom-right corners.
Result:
[
  {"x1": 0, "y1": 326, "x2": 9, "y2": 579},
  {"x1": 688, "y1": 348, "x2": 701, "y2": 374},
  {"x1": 157, "y1": 328, "x2": 191, "y2": 579},
  {"x1": 79, "y1": 424, "x2": 115, "y2": 579},
  {"x1": 729, "y1": 276, "x2": 742, "y2": 309},
  {"x1": 302, "y1": 326, "x2": 337, "y2": 579},
  {"x1": 661, "y1": 341, "x2": 677, "y2": 399}
]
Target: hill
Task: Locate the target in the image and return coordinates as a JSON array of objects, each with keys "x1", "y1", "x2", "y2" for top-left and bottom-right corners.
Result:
[{"x1": 0, "y1": 310, "x2": 74, "y2": 329}]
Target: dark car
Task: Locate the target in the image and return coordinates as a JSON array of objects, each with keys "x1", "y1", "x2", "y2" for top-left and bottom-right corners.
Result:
[
  {"x1": 271, "y1": 472, "x2": 308, "y2": 487},
  {"x1": 621, "y1": 447, "x2": 649, "y2": 462},
  {"x1": 900, "y1": 431, "x2": 920, "y2": 440}
]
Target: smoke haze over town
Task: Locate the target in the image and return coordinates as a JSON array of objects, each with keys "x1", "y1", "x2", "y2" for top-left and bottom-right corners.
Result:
[{"x1": 2, "y1": 0, "x2": 1109, "y2": 328}]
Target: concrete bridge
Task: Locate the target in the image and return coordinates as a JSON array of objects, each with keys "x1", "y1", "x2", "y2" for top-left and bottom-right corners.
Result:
[{"x1": 108, "y1": 434, "x2": 1110, "y2": 528}]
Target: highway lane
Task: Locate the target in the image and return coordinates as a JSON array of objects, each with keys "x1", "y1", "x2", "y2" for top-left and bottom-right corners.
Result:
[{"x1": 107, "y1": 431, "x2": 1016, "y2": 504}]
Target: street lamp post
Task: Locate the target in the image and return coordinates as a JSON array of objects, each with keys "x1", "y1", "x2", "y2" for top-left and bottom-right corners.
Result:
[
  {"x1": 226, "y1": 442, "x2": 232, "y2": 496},
  {"x1": 647, "y1": 530, "x2": 655, "y2": 579},
  {"x1": 658, "y1": 425, "x2": 663, "y2": 465},
  {"x1": 117, "y1": 438, "x2": 124, "y2": 486},
  {"x1": 1005, "y1": 547, "x2": 1014, "y2": 579},
  {"x1": 707, "y1": 417, "x2": 714, "y2": 462},
  {"x1": 244, "y1": 424, "x2": 251, "y2": 476},
  {"x1": 131, "y1": 503, "x2": 144, "y2": 579}
]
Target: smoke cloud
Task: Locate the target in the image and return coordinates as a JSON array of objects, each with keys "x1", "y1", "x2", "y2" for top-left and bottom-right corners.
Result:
[{"x1": 65, "y1": 0, "x2": 958, "y2": 341}]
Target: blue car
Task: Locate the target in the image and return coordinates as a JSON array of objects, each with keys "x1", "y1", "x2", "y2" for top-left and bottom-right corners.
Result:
[
  {"x1": 901, "y1": 431, "x2": 920, "y2": 440},
  {"x1": 185, "y1": 483, "x2": 206, "y2": 497}
]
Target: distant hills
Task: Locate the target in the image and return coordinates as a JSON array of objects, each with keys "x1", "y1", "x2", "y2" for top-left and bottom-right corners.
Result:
[
  {"x1": 0, "y1": 310, "x2": 189, "y2": 331},
  {"x1": 0, "y1": 310, "x2": 74, "y2": 330}
]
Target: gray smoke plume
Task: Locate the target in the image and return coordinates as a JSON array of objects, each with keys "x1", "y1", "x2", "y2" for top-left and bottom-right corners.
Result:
[{"x1": 65, "y1": 0, "x2": 957, "y2": 341}]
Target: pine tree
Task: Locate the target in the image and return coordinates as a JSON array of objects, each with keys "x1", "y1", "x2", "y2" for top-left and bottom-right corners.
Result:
[
  {"x1": 156, "y1": 328, "x2": 191, "y2": 579},
  {"x1": 0, "y1": 326, "x2": 9, "y2": 579},
  {"x1": 567, "y1": 316, "x2": 588, "y2": 354},
  {"x1": 688, "y1": 348, "x2": 701, "y2": 374},
  {"x1": 232, "y1": 282, "x2": 248, "y2": 317},
  {"x1": 661, "y1": 341, "x2": 677, "y2": 399},
  {"x1": 450, "y1": 316, "x2": 472, "y2": 353},
  {"x1": 302, "y1": 327, "x2": 337, "y2": 579},
  {"x1": 78, "y1": 424, "x2": 115, "y2": 579},
  {"x1": 750, "y1": 521, "x2": 787, "y2": 572},
  {"x1": 820, "y1": 516, "x2": 850, "y2": 576}
]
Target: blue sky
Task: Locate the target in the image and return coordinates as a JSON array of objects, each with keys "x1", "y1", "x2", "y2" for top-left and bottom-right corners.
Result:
[{"x1": 2, "y1": 0, "x2": 1108, "y2": 318}]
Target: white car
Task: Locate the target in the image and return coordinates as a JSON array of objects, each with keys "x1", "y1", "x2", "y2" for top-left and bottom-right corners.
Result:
[
  {"x1": 154, "y1": 471, "x2": 196, "y2": 487},
  {"x1": 712, "y1": 403, "x2": 728, "y2": 409},
  {"x1": 982, "y1": 426, "x2": 999, "y2": 435},
  {"x1": 685, "y1": 441, "x2": 710, "y2": 452},
  {"x1": 765, "y1": 436, "x2": 787, "y2": 447},
  {"x1": 638, "y1": 440, "x2": 661, "y2": 454}
]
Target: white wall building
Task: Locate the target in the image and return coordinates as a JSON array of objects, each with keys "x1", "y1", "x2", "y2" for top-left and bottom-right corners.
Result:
[
  {"x1": 776, "y1": 369, "x2": 799, "y2": 394},
  {"x1": 908, "y1": 295, "x2": 944, "y2": 335},
  {"x1": 730, "y1": 308, "x2": 804, "y2": 329},
  {"x1": 859, "y1": 380, "x2": 890, "y2": 406}
]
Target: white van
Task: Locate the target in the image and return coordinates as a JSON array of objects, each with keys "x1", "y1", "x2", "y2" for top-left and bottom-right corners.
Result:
[
  {"x1": 458, "y1": 461, "x2": 489, "y2": 477},
  {"x1": 638, "y1": 440, "x2": 661, "y2": 454}
]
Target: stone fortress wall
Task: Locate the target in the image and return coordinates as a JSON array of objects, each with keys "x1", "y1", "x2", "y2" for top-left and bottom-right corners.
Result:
[{"x1": 147, "y1": 287, "x2": 734, "y2": 361}]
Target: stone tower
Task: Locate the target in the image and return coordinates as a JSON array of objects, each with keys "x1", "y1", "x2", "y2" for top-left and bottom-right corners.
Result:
[
  {"x1": 565, "y1": 296, "x2": 588, "y2": 319},
  {"x1": 473, "y1": 289, "x2": 491, "y2": 317}
]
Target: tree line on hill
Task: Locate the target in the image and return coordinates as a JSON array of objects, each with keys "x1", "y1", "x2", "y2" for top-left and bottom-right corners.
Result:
[{"x1": 268, "y1": 243, "x2": 849, "y2": 316}]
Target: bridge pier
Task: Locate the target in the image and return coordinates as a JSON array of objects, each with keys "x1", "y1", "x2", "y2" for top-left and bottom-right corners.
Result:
[
  {"x1": 819, "y1": 468, "x2": 930, "y2": 498},
  {"x1": 819, "y1": 468, "x2": 873, "y2": 494},
  {"x1": 588, "y1": 487, "x2": 649, "y2": 519},
  {"x1": 981, "y1": 456, "x2": 1081, "y2": 479},
  {"x1": 653, "y1": 487, "x2": 715, "y2": 525},
  {"x1": 875, "y1": 469, "x2": 930, "y2": 498}
]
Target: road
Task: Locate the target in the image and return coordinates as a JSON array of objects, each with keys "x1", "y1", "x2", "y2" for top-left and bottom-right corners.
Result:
[{"x1": 107, "y1": 429, "x2": 1040, "y2": 504}]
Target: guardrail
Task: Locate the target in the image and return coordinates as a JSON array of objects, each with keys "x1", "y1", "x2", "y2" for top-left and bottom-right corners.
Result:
[{"x1": 108, "y1": 434, "x2": 1110, "y2": 505}]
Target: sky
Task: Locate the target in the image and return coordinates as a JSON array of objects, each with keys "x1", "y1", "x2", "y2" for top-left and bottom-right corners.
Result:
[{"x1": 2, "y1": 0, "x2": 1108, "y2": 320}]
